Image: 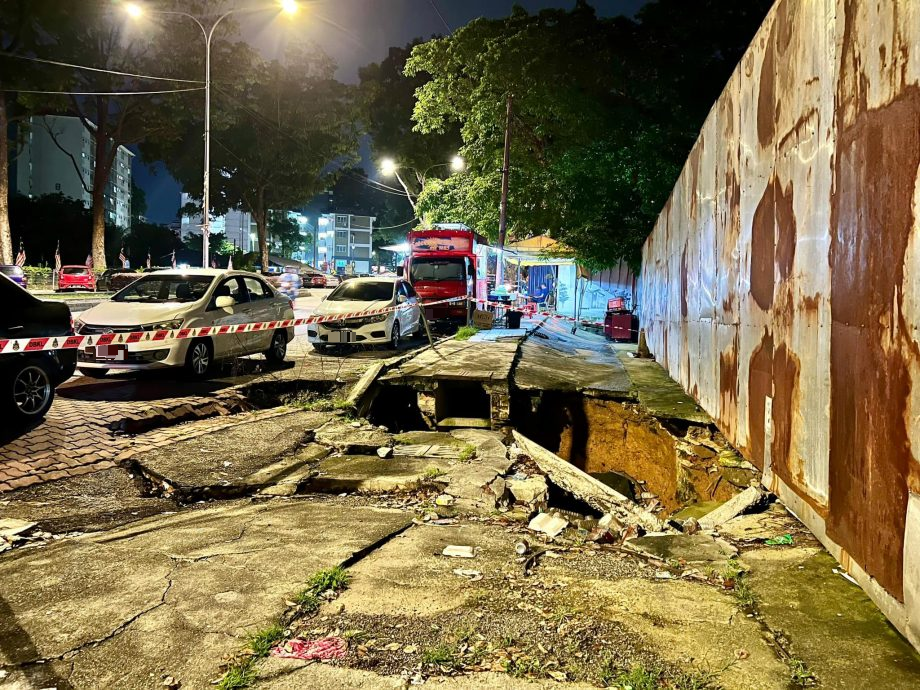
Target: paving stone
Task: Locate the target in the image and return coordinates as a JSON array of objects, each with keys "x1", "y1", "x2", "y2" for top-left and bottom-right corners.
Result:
[{"x1": 314, "y1": 419, "x2": 394, "y2": 454}]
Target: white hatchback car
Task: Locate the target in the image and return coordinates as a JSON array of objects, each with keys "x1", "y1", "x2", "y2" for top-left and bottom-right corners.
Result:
[
  {"x1": 308, "y1": 277, "x2": 421, "y2": 351},
  {"x1": 74, "y1": 269, "x2": 295, "y2": 378}
]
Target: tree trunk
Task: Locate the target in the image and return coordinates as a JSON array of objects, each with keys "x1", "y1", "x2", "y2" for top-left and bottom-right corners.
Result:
[
  {"x1": 257, "y1": 189, "x2": 269, "y2": 273},
  {"x1": 91, "y1": 188, "x2": 106, "y2": 270},
  {"x1": 0, "y1": 95, "x2": 13, "y2": 265}
]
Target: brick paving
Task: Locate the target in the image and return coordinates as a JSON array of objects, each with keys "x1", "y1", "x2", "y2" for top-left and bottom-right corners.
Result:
[{"x1": 0, "y1": 337, "x2": 399, "y2": 493}]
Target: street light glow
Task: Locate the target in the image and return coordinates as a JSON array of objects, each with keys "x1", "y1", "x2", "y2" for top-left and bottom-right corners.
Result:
[
  {"x1": 124, "y1": 2, "x2": 144, "y2": 18},
  {"x1": 380, "y1": 158, "x2": 397, "y2": 176},
  {"x1": 451, "y1": 155, "x2": 465, "y2": 172},
  {"x1": 280, "y1": 0, "x2": 299, "y2": 15}
]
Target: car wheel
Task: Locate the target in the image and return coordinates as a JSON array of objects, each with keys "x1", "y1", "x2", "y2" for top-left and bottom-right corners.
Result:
[
  {"x1": 388, "y1": 321, "x2": 401, "y2": 350},
  {"x1": 78, "y1": 367, "x2": 109, "y2": 379},
  {"x1": 8, "y1": 359, "x2": 55, "y2": 423},
  {"x1": 313, "y1": 343, "x2": 327, "y2": 353},
  {"x1": 265, "y1": 330, "x2": 288, "y2": 363},
  {"x1": 185, "y1": 339, "x2": 213, "y2": 379}
]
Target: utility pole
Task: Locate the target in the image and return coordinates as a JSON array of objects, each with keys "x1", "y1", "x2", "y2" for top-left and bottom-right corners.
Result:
[{"x1": 495, "y1": 93, "x2": 513, "y2": 287}]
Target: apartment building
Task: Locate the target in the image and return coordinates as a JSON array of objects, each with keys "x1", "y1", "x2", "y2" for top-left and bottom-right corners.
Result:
[{"x1": 315, "y1": 213, "x2": 375, "y2": 274}]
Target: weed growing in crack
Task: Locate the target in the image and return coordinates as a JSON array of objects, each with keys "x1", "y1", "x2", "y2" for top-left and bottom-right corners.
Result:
[
  {"x1": 458, "y1": 443, "x2": 476, "y2": 462},
  {"x1": 246, "y1": 624, "x2": 285, "y2": 658},
  {"x1": 305, "y1": 565, "x2": 351, "y2": 594},
  {"x1": 787, "y1": 657, "x2": 817, "y2": 687},
  {"x1": 608, "y1": 663, "x2": 661, "y2": 690},
  {"x1": 720, "y1": 558, "x2": 756, "y2": 608},
  {"x1": 216, "y1": 659, "x2": 257, "y2": 690},
  {"x1": 504, "y1": 655, "x2": 545, "y2": 679},
  {"x1": 421, "y1": 643, "x2": 458, "y2": 668},
  {"x1": 424, "y1": 465, "x2": 444, "y2": 479},
  {"x1": 454, "y1": 326, "x2": 479, "y2": 341},
  {"x1": 295, "y1": 590, "x2": 321, "y2": 613},
  {"x1": 288, "y1": 395, "x2": 352, "y2": 413}
]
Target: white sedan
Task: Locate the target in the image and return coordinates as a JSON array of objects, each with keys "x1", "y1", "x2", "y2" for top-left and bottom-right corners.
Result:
[
  {"x1": 74, "y1": 269, "x2": 295, "y2": 378},
  {"x1": 307, "y1": 277, "x2": 421, "y2": 351}
]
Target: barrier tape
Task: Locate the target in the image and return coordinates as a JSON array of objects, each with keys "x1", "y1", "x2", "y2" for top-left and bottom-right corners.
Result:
[{"x1": 0, "y1": 296, "x2": 467, "y2": 355}]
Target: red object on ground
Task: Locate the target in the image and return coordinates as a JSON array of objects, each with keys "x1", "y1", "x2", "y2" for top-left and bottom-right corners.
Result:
[
  {"x1": 271, "y1": 636, "x2": 347, "y2": 661},
  {"x1": 58, "y1": 265, "x2": 96, "y2": 291},
  {"x1": 604, "y1": 311, "x2": 637, "y2": 342}
]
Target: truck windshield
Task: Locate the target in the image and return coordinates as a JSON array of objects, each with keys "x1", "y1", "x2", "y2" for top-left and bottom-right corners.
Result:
[
  {"x1": 327, "y1": 281, "x2": 395, "y2": 302},
  {"x1": 410, "y1": 257, "x2": 465, "y2": 282}
]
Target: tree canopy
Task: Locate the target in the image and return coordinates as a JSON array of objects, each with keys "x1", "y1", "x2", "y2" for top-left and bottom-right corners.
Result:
[{"x1": 406, "y1": 0, "x2": 772, "y2": 270}]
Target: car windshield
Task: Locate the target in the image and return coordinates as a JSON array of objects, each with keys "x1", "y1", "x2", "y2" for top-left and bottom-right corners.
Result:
[
  {"x1": 112, "y1": 275, "x2": 214, "y2": 303},
  {"x1": 327, "y1": 280, "x2": 394, "y2": 302},
  {"x1": 410, "y1": 257, "x2": 465, "y2": 282},
  {"x1": 61, "y1": 267, "x2": 89, "y2": 275},
  {"x1": 0, "y1": 266, "x2": 23, "y2": 276}
]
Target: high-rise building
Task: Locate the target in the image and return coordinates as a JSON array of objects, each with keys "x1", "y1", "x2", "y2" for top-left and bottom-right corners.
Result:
[
  {"x1": 315, "y1": 213, "x2": 375, "y2": 274},
  {"x1": 178, "y1": 193, "x2": 254, "y2": 253},
  {"x1": 14, "y1": 115, "x2": 133, "y2": 229}
]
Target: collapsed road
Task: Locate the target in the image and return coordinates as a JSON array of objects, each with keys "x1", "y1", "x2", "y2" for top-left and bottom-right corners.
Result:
[{"x1": 1, "y1": 318, "x2": 919, "y2": 690}]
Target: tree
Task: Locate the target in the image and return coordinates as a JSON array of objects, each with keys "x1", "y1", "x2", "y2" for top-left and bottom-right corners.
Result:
[
  {"x1": 123, "y1": 221, "x2": 181, "y2": 267},
  {"x1": 358, "y1": 42, "x2": 462, "y2": 208},
  {"x1": 131, "y1": 180, "x2": 148, "y2": 223},
  {"x1": 267, "y1": 211, "x2": 310, "y2": 259},
  {"x1": 160, "y1": 44, "x2": 360, "y2": 271},
  {"x1": 407, "y1": 0, "x2": 772, "y2": 269}
]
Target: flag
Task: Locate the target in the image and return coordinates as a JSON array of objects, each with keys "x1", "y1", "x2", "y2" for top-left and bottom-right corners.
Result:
[
  {"x1": 118, "y1": 246, "x2": 127, "y2": 268},
  {"x1": 86, "y1": 253, "x2": 93, "y2": 269},
  {"x1": 54, "y1": 242, "x2": 62, "y2": 272},
  {"x1": 227, "y1": 254, "x2": 233, "y2": 270},
  {"x1": 146, "y1": 250, "x2": 151, "y2": 269},
  {"x1": 15, "y1": 243, "x2": 26, "y2": 267},
  {"x1": 171, "y1": 249, "x2": 176, "y2": 269},
  {"x1": 211, "y1": 257, "x2": 217, "y2": 268}
]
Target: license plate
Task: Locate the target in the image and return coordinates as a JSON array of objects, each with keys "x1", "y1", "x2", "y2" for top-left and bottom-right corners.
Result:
[
  {"x1": 95, "y1": 345, "x2": 126, "y2": 361},
  {"x1": 327, "y1": 330, "x2": 354, "y2": 343}
]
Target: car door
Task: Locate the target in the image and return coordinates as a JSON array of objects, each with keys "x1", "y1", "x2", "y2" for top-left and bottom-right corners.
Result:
[
  {"x1": 240, "y1": 276, "x2": 277, "y2": 353},
  {"x1": 204, "y1": 276, "x2": 250, "y2": 357},
  {"x1": 402, "y1": 281, "x2": 422, "y2": 333}
]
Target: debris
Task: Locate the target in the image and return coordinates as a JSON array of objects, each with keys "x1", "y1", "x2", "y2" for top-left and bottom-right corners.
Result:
[
  {"x1": 764, "y1": 533, "x2": 794, "y2": 546},
  {"x1": 832, "y1": 567, "x2": 860, "y2": 586},
  {"x1": 271, "y1": 636, "x2": 347, "y2": 661},
  {"x1": 435, "y1": 494, "x2": 455, "y2": 506},
  {"x1": 625, "y1": 533, "x2": 738, "y2": 564},
  {"x1": 0, "y1": 519, "x2": 37, "y2": 539},
  {"x1": 683, "y1": 517, "x2": 700, "y2": 535},
  {"x1": 512, "y1": 431, "x2": 664, "y2": 533},
  {"x1": 442, "y1": 545, "x2": 476, "y2": 558},
  {"x1": 507, "y1": 475, "x2": 549, "y2": 507},
  {"x1": 161, "y1": 675, "x2": 181, "y2": 689},
  {"x1": 697, "y1": 486, "x2": 768, "y2": 530},
  {"x1": 527, "y1": 512, "x2": 568, "y2": 538},
  {"x1": 452, "y1": 568, "x2": 483, "y2": 581},
  {"x1": 350, "y1": 421, "x2": 362, "y2": 428},
  {"x1": 514, "y1": 540, "x2": 530, "y2": 555},
  {"x1": 403, "y1": 644, "x2": 419, "y2": 654},
  {"x1": 376, "y1": 447, "x2": 393, "y2": 459}
]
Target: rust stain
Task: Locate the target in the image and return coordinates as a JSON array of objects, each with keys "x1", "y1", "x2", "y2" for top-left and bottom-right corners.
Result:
[
  {"x1": 680, "y1": 245, "x2": 689, "y2": 318},
  {"x1": 828, "y1": 81, "x2": 920, "y2": 601},
  {"x1": 756, "y1": 13, "x2": 776, "y2": 148},
  {"x1": 719, "y1": 336, "x2": 739, "y2": 412},
  {"x1": 747, "y1": 331, "x2": 774, "y2": 470},
  {"x1": 774, "y1": 179, "x2": 796, "y2": 280},
  {"x1": 750, "y1": 177, "x2": 776, "y2": 310},
  {"x1": 769, "y1": 343, "x2": 801, "y2": 487}
]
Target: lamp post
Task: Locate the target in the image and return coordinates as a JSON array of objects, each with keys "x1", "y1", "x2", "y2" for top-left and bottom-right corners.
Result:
[
  {"x1": 379, "y1": 155, "x2": 464, "y2": 212},
  {"x1": 125, "y1": 1, "x2": 299, "y2": 268}
]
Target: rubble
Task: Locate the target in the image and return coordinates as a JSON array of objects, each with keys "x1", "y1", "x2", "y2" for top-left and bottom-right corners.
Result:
[
  {"x1": 442, "y1": 545, "x2": 476, "y2": 558},
  {"x1": 376, "y1": 447, "x2": 394, "y2": 459},
  {"x1": 506, "y1": 475, "x2": 549, "y2": 507},
  {"x1": 697, "y1": 485, "x2": 768, "y2": 530},
  {"x1": 314, "y1": 420, "x2": 393, "y2": 455},
  {"x1": 512, "y1": 431, "x2": 666, "y2": 533}
]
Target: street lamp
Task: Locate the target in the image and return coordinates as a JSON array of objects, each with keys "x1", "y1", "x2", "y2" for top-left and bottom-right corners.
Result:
[
  {"x1": 379, "y1": 155, "x2": 464, "y2": 211},
  {"x1": 450, "y1": 155, "x2": 465, "y2": 172},
  {"x1": 125, "y1": 1, "x2": 299, "y2": 268}
]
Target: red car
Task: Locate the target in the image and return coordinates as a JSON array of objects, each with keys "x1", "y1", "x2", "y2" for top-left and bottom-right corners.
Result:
[
  {"x1": 309, "y1": 274, "x2": 326, "y2": 287},
  {"x1": 57, "y1": 265, "x2": 96, "y2": 292}
]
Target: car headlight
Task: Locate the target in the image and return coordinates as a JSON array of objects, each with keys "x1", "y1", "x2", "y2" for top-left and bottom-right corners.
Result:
[{"x1": 145, "y1": 319, "x2": 184, "y2": 331}]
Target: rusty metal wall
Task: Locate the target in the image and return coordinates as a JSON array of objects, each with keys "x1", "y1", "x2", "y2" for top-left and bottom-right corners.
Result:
[{"x1": 639, "y1": 0, "x2": 920, "y2": 649}]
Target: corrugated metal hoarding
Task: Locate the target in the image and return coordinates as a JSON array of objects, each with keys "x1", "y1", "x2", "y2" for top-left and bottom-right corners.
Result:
[{"x1": 639, "y1": 0, "x2": 920, "y2": 649}]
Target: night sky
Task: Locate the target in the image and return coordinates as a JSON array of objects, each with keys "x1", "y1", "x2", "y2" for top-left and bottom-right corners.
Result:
[{"x1": 135, "y1": 0, "x2": 649, "y2": 224}]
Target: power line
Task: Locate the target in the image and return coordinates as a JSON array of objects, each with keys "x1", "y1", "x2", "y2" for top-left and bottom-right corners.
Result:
[
  {"x1": 375, "y1": 217, "x2": 418, "y2": 231},
  {"x1": 2, "y1": 87, "x2": 205, "y2": 95},
  {"x1": 428, "y1": 0, "x2": 452, "y2": 33},
  {"x1": 2, "y1": 53, "x2": 204, "y2": 83}
]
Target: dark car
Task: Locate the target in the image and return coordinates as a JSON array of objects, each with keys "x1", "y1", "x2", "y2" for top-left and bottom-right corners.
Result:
[
  {"x1": 1, "y1": 274, "x2": 77, "y2": 424},
  {"x1": 0, "y1": 265, "x2": 28, "y2": 289}
]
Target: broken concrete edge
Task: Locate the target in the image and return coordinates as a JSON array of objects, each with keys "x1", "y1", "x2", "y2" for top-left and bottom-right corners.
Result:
[
  {"x1": 697, "y1": 485, "x2": 769, "y2": 531},
  {"x1": 511, "y1": 430, "x2": 666, "y2": 533}
]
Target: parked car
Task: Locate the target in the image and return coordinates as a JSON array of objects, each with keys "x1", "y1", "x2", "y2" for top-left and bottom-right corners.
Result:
[
  {"x1": 1, "y1": 273, "x2": 77, "y2": 424},
  {"x1": 57, "y1": 265, "x2": 96, "y2": 292},
  {"x1": 0, "y1": 265, "x2": 28, "y2": 289},
  {"x1": 74, "y1": 269, "x2": 295, "y2": 378},
  {"x1": 309, "y1": 274, "x2": 327, "y2": 288},
  {"x1": 323, "y1": 274, "x2": 341, "y2": 288},
  {"x1": 308, "y1": 277, "x2": 421, "y2": 351}
]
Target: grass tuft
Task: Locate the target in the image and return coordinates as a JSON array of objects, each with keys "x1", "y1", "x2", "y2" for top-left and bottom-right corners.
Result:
[
  {"x1": 458, "y1": 443, "x2": 476, "y2": 462},
  {"x1": 246, "y1": 624, "x2": 284, "y2": 658},
  {"x1": 787, "y1": 657, "x2": 817, "y2": 687},
  {"x1": 217, "y1": 659, "x2": 257, "y2": 690},
  {"x1": 424, "y1": 465, "x2": 444, "y2": 479},
  {"x1": 454, "y1": 326, "x2": 479, "y2": 341},
  {"x1": 421, "y1": 643, "x2": 457, "y2": 668},
  {"x1": 610, "y1": 663, "x2": 661, "y2": 690}
]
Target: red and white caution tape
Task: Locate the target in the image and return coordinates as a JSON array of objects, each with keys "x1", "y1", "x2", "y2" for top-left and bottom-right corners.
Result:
[{"x1": 0, "y1": 296, "x2": 467, "y2": 354}]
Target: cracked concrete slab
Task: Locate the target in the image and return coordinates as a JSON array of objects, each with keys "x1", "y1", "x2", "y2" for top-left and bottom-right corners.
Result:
[
  {"x1": 0, "y1": 467, "x2": 176, "y2": 534},
  {"x1": 314, "y1": 420, "x2": 394, "y2": 454},
  {"x1": 308, "y1": 455, "x2": 450, "y2": 493},
  {"x1": 0, "y1": 500, "x2": 410, "y2": 690},
  {"x1": 134, "y1": 410, "x2": 332, "y2": 496}
]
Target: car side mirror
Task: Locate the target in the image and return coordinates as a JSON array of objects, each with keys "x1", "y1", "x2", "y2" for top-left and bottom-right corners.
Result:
[
  {"x1": 396, "y1": 266, "x2": 404, "y2": 277},
  {"x1": 397, "y1": 294, "x2": 407, "y2": 304},
  {"x1": 215, "y1": 295, "x2": 235, "y2": 309}
]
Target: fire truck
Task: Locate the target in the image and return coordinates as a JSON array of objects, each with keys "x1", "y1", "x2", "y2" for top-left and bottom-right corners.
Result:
[{"x1": 400, "y1": 226, "x2": 480, "y2": 323}]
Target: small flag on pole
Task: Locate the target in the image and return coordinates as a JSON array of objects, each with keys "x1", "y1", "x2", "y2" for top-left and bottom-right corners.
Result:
[
  {"x1": 118, "y1": 246, "x2": 128, "y2": 269},
  {"x1": 211, "y1": 257, "x2": 217, "y2": 268},
  {"x1": 54, "y1": 242, "x2": 62, "y2": 272},
  {"x1": 146, "y1": 250, "x2": 151, "y2": 269},
  {"x1": 86, "y1": 253, "x2": 93, "y2": 269},
  {"x1": 227, "y1": 254, "x2": 233, "y2": 270},
  {"x1": 171, "y1": 249, "x2": 176, "y2": 269},
  {"x1": 15, "y1": 243, "x2": 26, "y2": 267}
]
